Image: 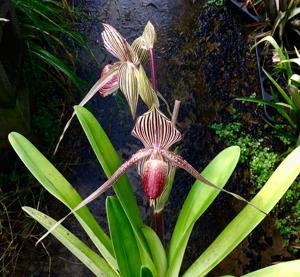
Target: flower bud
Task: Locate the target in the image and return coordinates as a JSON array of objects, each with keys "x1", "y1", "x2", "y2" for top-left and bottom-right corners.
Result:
[
  {"x1": 98, "y1": 64, "x2": 119, "y2": 96},
  {"x1": 142, "y1": 159, "x2": 168, "y2": 199}
]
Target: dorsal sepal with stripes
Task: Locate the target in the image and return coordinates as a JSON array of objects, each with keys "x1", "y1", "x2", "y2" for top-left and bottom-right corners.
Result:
[{"x1": 132, "y1": 107, "x2": 181, "y2": 150}]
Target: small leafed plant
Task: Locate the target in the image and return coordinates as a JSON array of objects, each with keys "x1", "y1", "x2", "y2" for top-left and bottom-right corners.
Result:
[
  {"x1": 264, "y1": 0, "x2": 300, "y2": 44},
  {"x1": 14, "y1": 0, "x2": 89, "y2": 94},
  {"x1": 238, "y1": 36, "x2": 300, "y2": 143},
  {"x1": 243, "y1": 0, "x2": 300, "y2": 46},
  {"x1": 9, "y1": 23, "x2": 300, "y2": 276}
]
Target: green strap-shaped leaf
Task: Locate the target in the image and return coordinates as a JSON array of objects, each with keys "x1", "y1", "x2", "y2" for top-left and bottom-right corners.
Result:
[
  {"x1": 167, "y1": 146, "x2": 240, "y2": 276},
  {"x1": 140, "y1": 266, "x2": 154, "y2": 277},
  {"x1": 31, "y1": 46, "x2": 84, "y2": 94},
  {"x1": 184, "y1": 146, "x2": 300, "y2": 276},
  {"x1": 8, "y1": 133, "x2": 117, "y2": 271},
  {"x1": 262, "y1": 68, "x2": 296, "y2": 110},
  {"x1": 74, "y1": 106, "x2": 154, "y2": 267},
  {"x1": 241, "y1": 260, "x2": 300, "y2": 277},
  {"x1": 235, "y1": 97, "x2": 296, "y2": 128},
  {"x1": 74, "y1": 106, "x2": 142, "y2": 226},
  {"x1": 141, "y1": 226, "x2": 167, "y2": 277},
  {"x1": 106, "y1": 197, "x2": 142, "y2": 277},
  {"x1": 22, "y1": 207, "x2": 117, "y2": 277}
]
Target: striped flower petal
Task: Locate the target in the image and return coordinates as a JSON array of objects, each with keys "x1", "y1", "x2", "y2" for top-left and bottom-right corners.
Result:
[
  {"x1": 131, "y1": 36, "x2": 148, "y2": 64},
  {"x1": 101, "y1": 23, "x2": 138, "y2": 64},
  {"x1": 98, "y1": 64, "x2": 119, "y2": 96},
  {"x1": 138, "y1": 65, "x2": 159, "y2": 108},
  {"x1": 54, "y1": 62, "x2": 121, "y2": 154},
  {"x1": 118, "y1": 62, "x2": 139, "y2": 118},
  {"x1": 131, "y1": 107, "x2": 181, "y2": 150},
  {"x1": 143, "y1": 21, "x2": 157, "y2": 49},
  {"x1": 131, "y1": 21, "x2": 156, "y2": 64}
]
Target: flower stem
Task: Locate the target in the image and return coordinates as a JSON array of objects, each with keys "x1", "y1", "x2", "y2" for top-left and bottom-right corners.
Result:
[
  {"x1": 153, "y1": 210, "x2": 164, "y2": 243},
  {"x1": 149, "y1": 48, "x2": 157, "y2": 91},
  {"x1": 171, "y1": 100, "x2": 181, "y2": 125}
]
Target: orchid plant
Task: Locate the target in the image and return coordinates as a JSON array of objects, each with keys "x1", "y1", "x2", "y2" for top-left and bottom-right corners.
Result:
[
  {"x1": 9, "y1": 110, "x2": 300, "y2": 276},
  {"x1": 8, "y1": 22, "x2": 300, "y2": 276},
  {"x1": 40, "y1": 22, "x2": 267, "y2": 243}
]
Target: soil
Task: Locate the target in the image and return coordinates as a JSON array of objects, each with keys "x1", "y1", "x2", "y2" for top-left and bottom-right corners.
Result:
[{"x1": 11, "y1": 1, "x2": 295, "y2": 276}]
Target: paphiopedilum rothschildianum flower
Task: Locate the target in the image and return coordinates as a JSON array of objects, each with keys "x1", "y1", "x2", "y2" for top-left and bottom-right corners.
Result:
[
  {"x1": 54, "y1": 21, "x2": 158, "y2": 154},
  {"x1": 38, "y1": 105, "x2": 266, "y2": 244},
  {"x1": 99, "y1": 22, "x2": 159, "y2": 117}
]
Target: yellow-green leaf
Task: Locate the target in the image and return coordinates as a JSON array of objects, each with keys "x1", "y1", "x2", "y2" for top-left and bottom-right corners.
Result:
[
  {"x1": 167, "y1": 146, "x2": 240, "y2": 276},
  {"x1": 242, "y1": 260, "x2": 300, "y2": 277},
  {"x1": 184, "y1": 146, "x2": 300, "y2": 276},
  {"x1": 8, "y1": 132, "x2": 117, "y2": 271},
  {"x1": 23, "y1": 207, "x2": 118, "y2": 277}
]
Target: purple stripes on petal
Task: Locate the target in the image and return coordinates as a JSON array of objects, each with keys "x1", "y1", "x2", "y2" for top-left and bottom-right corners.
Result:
[
  {"x1": 99, "y1": 64, "x2": 119, "y2": 96},
  {"x1": 119, "y1": 62, "x2": 139, "y2": 118},
  {"x1": 101, "y1": 24, "x2": 138, "y2": 64},
  {"x1": 132, "y1": 107, "x2": 181, "y2": 150}
]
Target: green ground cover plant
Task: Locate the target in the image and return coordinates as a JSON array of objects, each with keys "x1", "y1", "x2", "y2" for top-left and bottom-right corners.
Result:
[
  {"x1": 207, "y1": 0, "x2": 225, "y2": 7},
  {"x1": 211, "y1": 114, "x2": 300, "y2": 255}
]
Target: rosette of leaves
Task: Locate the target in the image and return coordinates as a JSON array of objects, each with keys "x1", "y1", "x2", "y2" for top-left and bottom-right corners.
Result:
[
  {"x1": 9, "y1": 107, "x2": 300, "y2": 276},
  {"x1": 239, "y1": 36, "x2": 300, "y2": 142},
  {"x1": 264, "y1": 0, "x2": 300, "y2": 45}
]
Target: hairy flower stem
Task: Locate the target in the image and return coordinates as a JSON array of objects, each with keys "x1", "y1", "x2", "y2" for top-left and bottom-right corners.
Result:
[
  {"x1": 153, "y1": 210, "x2": 164, "y2": 243},
  {"x1": 172, "y1": 100, "x2": 181, "y2": 125},
  {"x1": 149, "y1": 48, "x2": 157, "y2": 91}
]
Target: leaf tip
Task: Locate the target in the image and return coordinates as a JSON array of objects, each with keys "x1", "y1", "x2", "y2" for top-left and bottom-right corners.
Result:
[
  {"x1": 22, "y1": 206, "x2": 30, "y2": 213},
  {"x1": 73, "y1": 105, "x2": 81, "y2": 113},
  {"x1": 8, "y1": 132, "x2": 22, "y2": 144}
]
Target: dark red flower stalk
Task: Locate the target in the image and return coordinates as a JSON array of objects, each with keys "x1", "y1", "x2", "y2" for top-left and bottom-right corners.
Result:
[{"x1": 149, "y1": 48, "x2": 157, "y2": 91}]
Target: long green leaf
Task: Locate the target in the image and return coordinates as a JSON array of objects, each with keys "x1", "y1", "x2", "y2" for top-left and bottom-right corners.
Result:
[
  {"x1": 251, "y1": 36, "x2": 285, "y2": 60},
  {"x1": 242, "y1": 260, "x2": 300, "y2": 276},
  {"x1": 74, "y1": 106, "x2": 153, "y2": 262},
  {"x1": 106, "y1": 197, "x2": 142, "y2": 277},
  {"x1": 251, "y1": 35, "x2": 292, "y2": 76},
  {"x1": 167, "y1": 146, "x2": 240, "y2": 276},
  {"x1": 263, "y1": 68, "x2": 295, "y2": 109},
  {"x1": 32, "y1": 46, "x2": 84, "y2": 93},
  {"x1": 236, "y1": 97, "x2": 291, "y2": 110},
  {"x1": 141, "y1": 226, "x2": 167, "y2": 277},
  {"x1": 74, "y1": 106, "x2": 142, "y2": 226},
  {"x1": 22, "y1": 207, "x2": 117, "y2": 277},
  {"x1": 140, "y1": 266, "x2": 154, "y2": 277},
  {"x1": 236, "y1": 97, "x2": 297, "y2": 128},
  {"x1": 184, "y1": 145, "x2": 300, "y2": 276},
  {"x1": 8, "y1": 132, "x2": 117, "y2": 271}
]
